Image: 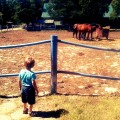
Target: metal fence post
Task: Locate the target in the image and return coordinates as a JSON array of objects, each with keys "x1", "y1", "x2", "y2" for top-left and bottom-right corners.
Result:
[{"x1": 50, "y1": 35, "x2": 58, "y2": 94}]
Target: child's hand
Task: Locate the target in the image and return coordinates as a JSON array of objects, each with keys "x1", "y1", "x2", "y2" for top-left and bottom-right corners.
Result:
[{"x1": 36, "y1": 90, "x2": 39, "y2": 96}]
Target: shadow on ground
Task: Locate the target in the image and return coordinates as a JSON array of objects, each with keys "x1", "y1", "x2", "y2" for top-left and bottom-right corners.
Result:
[{"x1": 32, "y1": 109, "x2": 69, "y2": 118}]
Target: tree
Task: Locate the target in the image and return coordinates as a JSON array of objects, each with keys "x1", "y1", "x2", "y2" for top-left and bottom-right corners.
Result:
[
  {"x1": 47, "y1": 0, "x2": 112, "y2": 24},
  {"x1": 0, "y1": 0, "x2": 16, "y2": 24},
  {"x1": 30, "y1": 0, "x2": 43, "y2": 20},
  {"x1": 109, "y1": 0, "x2": 120, "y2": 28},
  {"x1": 110, "y1": 0, "x2": 120, "y2": 19},
  {"x1": 14, "y1": 0, "x2": 32, "y2": 24},
  {"x1": 14, "y1": 0, "x2": 43, "y2": 25},
  {"x1": 0, "y1": 12, "x2": 3, "y2": 24},
  {"x1": 0, "y1": 0, "x2": 7, "y2": 24}
]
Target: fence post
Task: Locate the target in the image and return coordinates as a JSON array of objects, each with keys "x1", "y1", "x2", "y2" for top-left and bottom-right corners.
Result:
[{"x1": 50, "y1": 35, "x2": 58, "y2": 94}]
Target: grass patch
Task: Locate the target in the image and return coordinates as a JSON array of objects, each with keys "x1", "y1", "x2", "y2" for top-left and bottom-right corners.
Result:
[
  {"x1": 1, "y1": 90, "x2": 120, "y2": 120},
  {"x1": 31, "y1": 95, "x2": 120, "y2": 120}
]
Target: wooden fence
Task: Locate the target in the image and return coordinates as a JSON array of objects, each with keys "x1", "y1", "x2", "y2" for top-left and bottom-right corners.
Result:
[{"x1": 0, "y1": 35, "x2": 120, "y2": 94}]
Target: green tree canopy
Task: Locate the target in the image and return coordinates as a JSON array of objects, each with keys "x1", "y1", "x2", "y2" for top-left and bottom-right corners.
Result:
[
  {"x1": 0, "y1": 0, "x2": 43, "y2": 25},
  {"x1": 14, "y1": 0, "x2": 43, "y2": 25},
  {"x1": 47, "y1": 0, "x2": 112, "y2": 24},
  {"x1": 0, "y1": 12, "x2": 3, "y2": 23},
  {"x1": 110, "y1": 0, "x2": 120, "y2": 19}
]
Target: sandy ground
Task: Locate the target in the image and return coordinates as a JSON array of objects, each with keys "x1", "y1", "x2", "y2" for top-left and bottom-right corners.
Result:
[
  {"x1": 0, "y1": 29, "x2": 120, "y2": 96},
  {"x1": 0, "y1": 29, "x2": 120, "y2": 119}
]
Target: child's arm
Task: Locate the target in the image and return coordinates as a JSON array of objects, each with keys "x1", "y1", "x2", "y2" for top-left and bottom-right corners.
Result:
[
  {"x1": 19, "y1": 80, "x2": 22, "y2": 90},
  {"x1": 32, "y1": 80, "x2": 39, "y2": 95}
]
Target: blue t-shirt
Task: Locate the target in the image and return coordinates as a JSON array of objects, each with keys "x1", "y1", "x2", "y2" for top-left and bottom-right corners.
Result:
[{"x1": 19, "y1": 69, "x2": 36, "y2": 86}]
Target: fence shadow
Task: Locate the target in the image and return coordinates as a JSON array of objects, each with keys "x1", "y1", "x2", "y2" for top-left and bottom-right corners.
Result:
[
  {"x1": 32, "y1": 109, "x2": 69, "y2": 118},
  {"x1": 0, "y1": 95, "x2": 20, "y2": 98}
]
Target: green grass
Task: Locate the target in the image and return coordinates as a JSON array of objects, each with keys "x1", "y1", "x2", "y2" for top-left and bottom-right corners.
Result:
[
  {"x1": 1, "y1": 95, "x2": 120, "y2": 120},
  {"x1": 31, "y1": 95, "x2": 120, "y2": 120}
]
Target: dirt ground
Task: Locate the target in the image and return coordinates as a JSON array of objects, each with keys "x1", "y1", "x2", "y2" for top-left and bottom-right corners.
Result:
[{"x1": 0, "y1": 29, "x2": 120, "y2": 96}]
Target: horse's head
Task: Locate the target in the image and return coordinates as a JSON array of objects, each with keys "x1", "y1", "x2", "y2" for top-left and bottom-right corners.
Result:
[
  {"x1": 73, "y1": 24, "x2": 78, "y2": 38},
  {"x1": 73, "y1": 24, "x2": 78, "y2": 29}
]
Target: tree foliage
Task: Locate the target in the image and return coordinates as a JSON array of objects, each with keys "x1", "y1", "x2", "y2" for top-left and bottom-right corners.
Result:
[
  {"x1": 0, "y1": 0, "x2": 43, "y2": 25},
  {"x1": 48, "y1": 0, "x2": 112, "y2": 24},
  {"x1": 110, "y1": 0, "x2": 120, "y2": 19},
  {"x1": 1, "y1": 0, "x2": 120, "y2": 26},
  {"x1": 0, "y1": 0, "x2": 13, "y2": 24},
  {"x1": 0, "y1": 12, "x2": 3, "y2": 23},
  {"x1": 14, "y1": 0, "x2": 43, "y2": 24}
]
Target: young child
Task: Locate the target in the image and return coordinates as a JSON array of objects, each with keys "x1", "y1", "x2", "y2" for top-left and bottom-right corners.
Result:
[{"x1": 19, "y1": 56, "x2": 38, "y2": 116}]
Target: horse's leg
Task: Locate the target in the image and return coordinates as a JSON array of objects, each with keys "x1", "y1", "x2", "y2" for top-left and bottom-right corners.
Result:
[
  {"x1": 73, "y1": 30, "x2": 76, "y2": 38},
  {"x1": 73, "y1": 31, "x2": 75, "y2": 38},
  {"x1": 86, "y1": 32, "x2": 89, "y2": 40},
  {"x1": 76, "y1": 31, "x2": 78, "y2": 39},
  {"x1": 73, "y1": 29, "x2": 78, "y2": 39},
  {"x1": 83, "y1": 32, "x2": 86, "y2": 40},
  {"x1": 78, "y1": 31, "x2": 81, "y2": 40},
  {"x1": 82, "y1": 32, "x2": 85, "y2": 40},
  {"x1": 90, "y1": 32, "x2": 93, "y2": 40},
  {"x1": 85, "y1": 32, "x2": 88, "y2": 39}
]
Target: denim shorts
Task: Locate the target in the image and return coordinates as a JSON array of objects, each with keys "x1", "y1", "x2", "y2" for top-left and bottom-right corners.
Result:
[{"x1": 21, "y1": 86, "x2": 35, "y2": 105}]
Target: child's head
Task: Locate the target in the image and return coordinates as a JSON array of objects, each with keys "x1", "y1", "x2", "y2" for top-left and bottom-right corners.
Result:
[{"x1": 24, "y1": 57, "x2": 35, "y2": 69}]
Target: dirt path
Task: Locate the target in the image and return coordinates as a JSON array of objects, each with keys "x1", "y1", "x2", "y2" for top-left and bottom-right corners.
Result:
[{"x1": 0, "y1": 97, "x2": 57, "y2": 120}]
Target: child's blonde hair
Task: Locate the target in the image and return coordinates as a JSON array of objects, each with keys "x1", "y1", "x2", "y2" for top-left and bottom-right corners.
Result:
[{"x1": 24, "y1": 57, "x2": 35, "y2": 69}]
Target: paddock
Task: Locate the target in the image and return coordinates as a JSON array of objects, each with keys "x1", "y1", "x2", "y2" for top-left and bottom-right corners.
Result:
[{"x1": 0, "y1": 30, "x2": 120, "y2": 97}]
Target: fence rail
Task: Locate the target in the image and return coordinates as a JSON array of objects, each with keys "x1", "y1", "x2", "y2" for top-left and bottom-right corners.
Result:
[
  {"x1": 0, "y1": 35, "x2": 120, "y2": 94},
  {"x1": 0, "y1": 40, "x2": 50, "y2": 49},
  {"x1": 59, "y1": 40, "x2": 120, "y2": 52},
  {"x1": 58, "y1": 70, "x2": 120, "y2": 80},
  {"x1": 0, "y1": 70, "x2": 51, "y2": 77}
]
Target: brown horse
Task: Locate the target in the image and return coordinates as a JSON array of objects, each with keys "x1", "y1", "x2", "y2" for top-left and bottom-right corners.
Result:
[
  {"x1": 73, "y1": 24, "x2": 86, "y2": 39},
  {"x1": 73, "y1": 23, "x2": 102, "y2": 40}
]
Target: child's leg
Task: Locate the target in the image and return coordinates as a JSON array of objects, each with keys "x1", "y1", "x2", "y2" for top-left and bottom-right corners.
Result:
[
  {"x1": 23, "y1": 103, "x2": 27, "y2": 110},
  {"x1": 23, "y1": 103, "x2": 28, "y2": 114},
  {"x1": 28, "y1": 104, "x2": 33, "y2": 113},
  {"x1": 28, "y1": 104, "x2": 36, "y2": 117}
]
